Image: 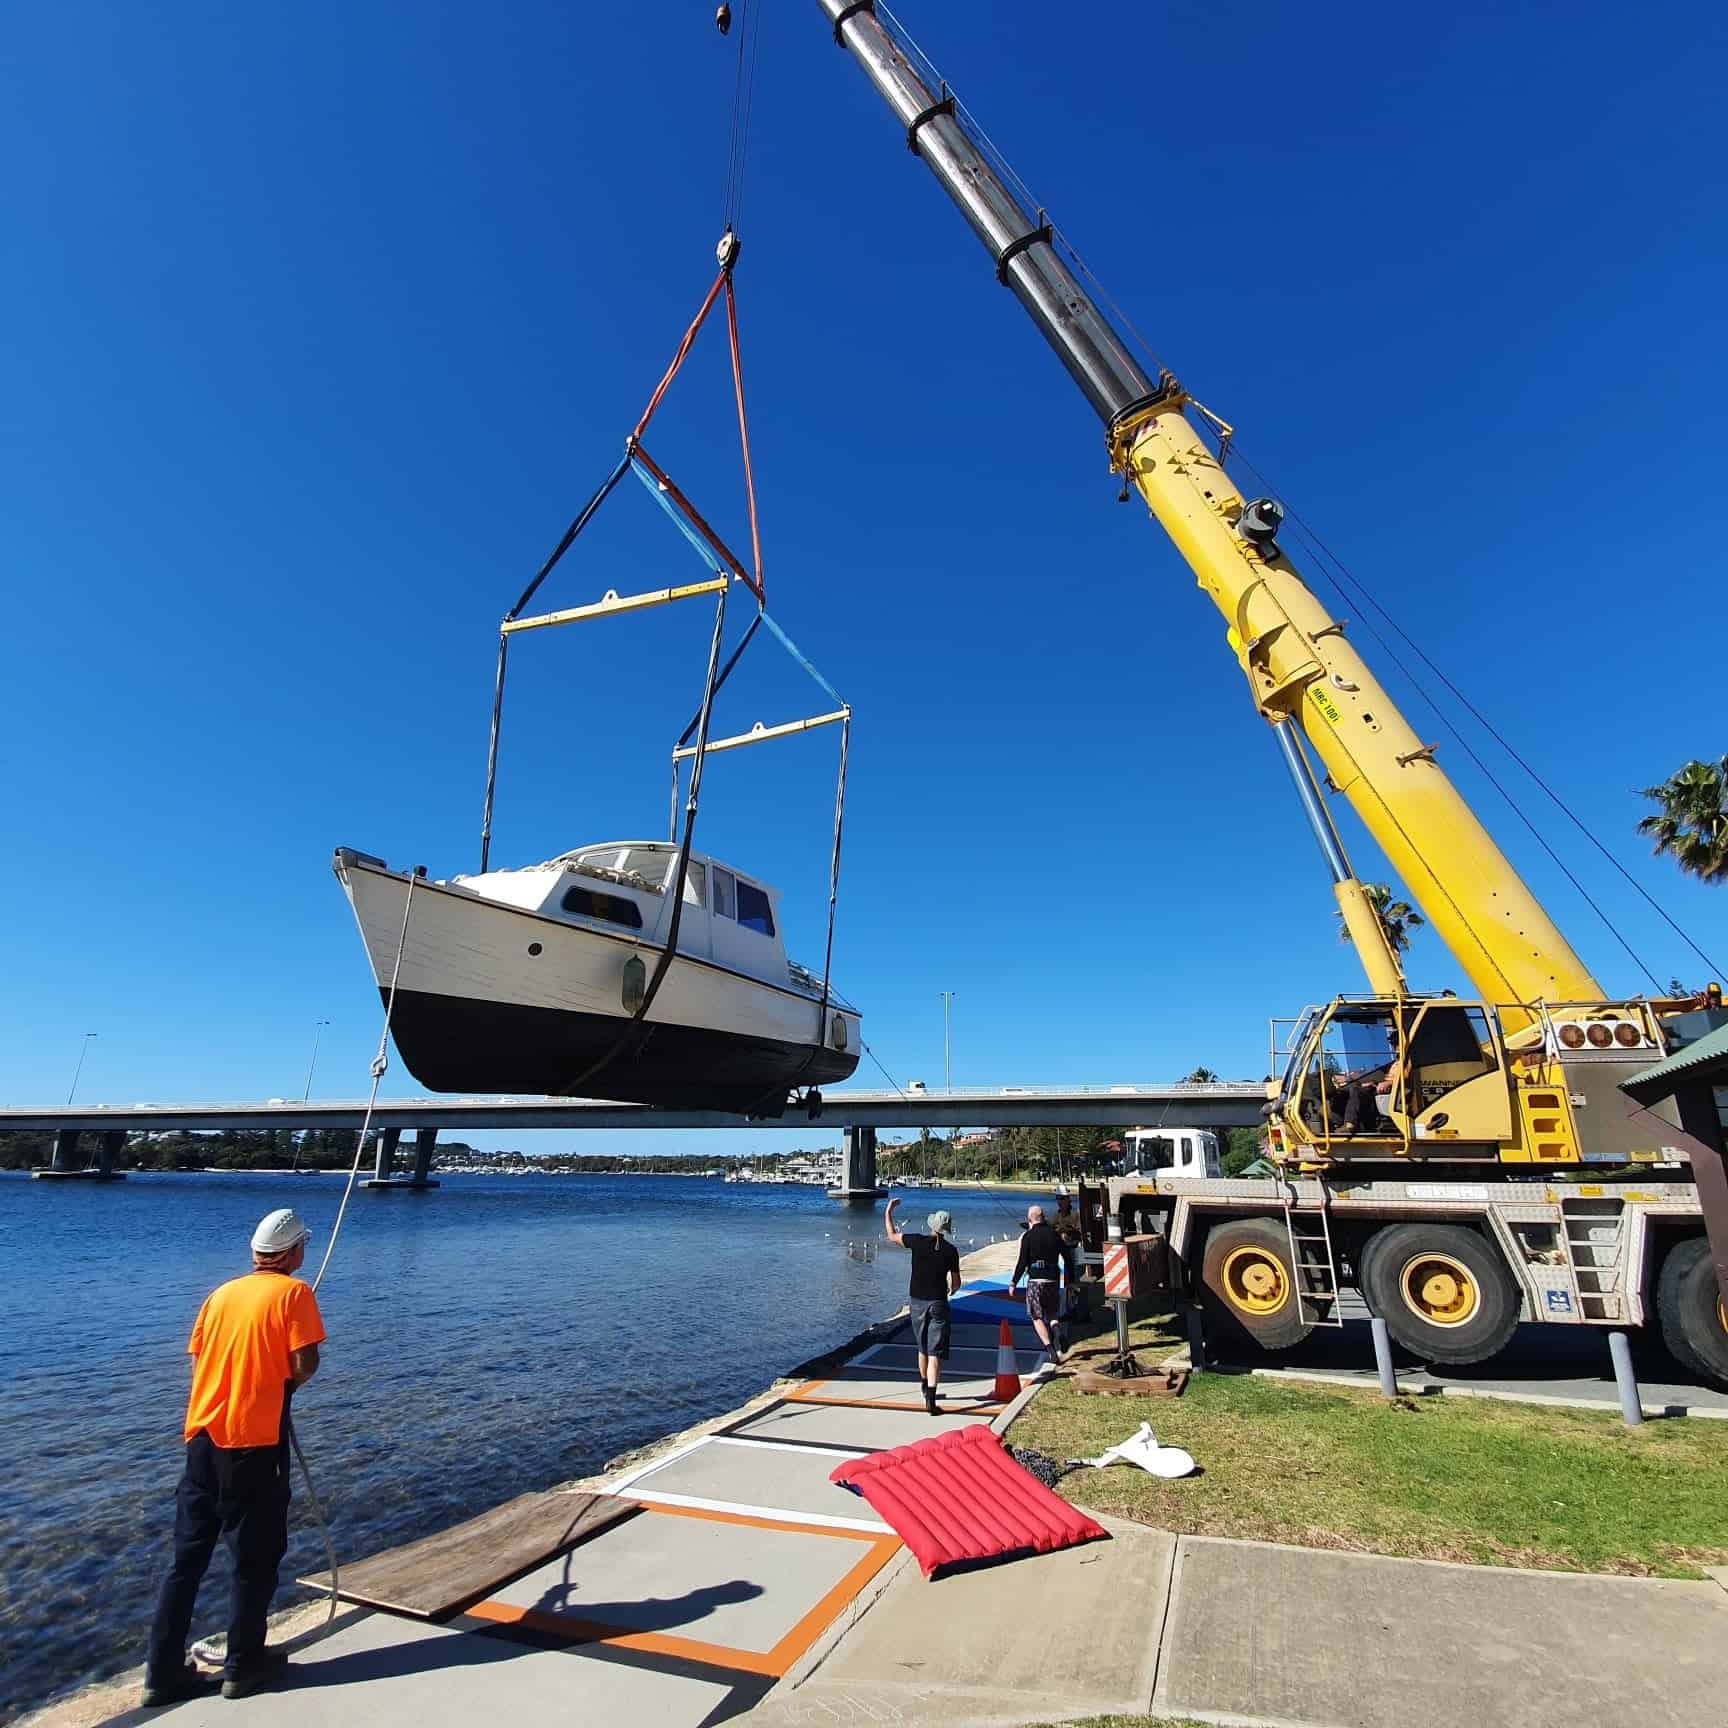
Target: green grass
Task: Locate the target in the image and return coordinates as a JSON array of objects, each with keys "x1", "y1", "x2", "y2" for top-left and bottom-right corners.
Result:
[{"x1": 1011, "y1": 1309, "x2": 1728, "y2": 1577}]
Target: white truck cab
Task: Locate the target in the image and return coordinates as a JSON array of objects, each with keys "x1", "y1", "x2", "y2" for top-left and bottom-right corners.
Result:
[{"x1": 1123, "y1": 1126, "x2": 1222, "y2": 1179}]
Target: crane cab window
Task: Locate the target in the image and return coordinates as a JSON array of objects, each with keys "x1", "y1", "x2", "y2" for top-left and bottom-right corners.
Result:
[
  {"x1": 1306, "y1": 1007, "x2": 1402, "y2": 1138},
  {"x1": 735, "y1": 879, "x2": 775, "y2": 937},
  {"x1": 1405, "y1": 1004, "x2": 1497, "y2": 1109}
]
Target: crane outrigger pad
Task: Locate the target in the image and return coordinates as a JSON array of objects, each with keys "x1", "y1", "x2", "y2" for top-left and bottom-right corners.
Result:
[{"x1": 299, "y1": 1489, "x2": 639, "y2": 1621}]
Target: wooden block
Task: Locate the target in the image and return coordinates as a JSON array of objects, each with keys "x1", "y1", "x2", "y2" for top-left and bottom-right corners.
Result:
[
  {"x1": 299, "y1": 1490, "x2": 639, "y2": 1620},
  {"x1": 1071, "y1": 1368, "x2": 1189, "y2": 1399}
]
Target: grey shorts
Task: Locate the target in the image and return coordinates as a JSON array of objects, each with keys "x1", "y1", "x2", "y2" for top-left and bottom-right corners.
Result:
[{"x1": 909, "y1": 1297, "x2": 952, "y2": 1359}]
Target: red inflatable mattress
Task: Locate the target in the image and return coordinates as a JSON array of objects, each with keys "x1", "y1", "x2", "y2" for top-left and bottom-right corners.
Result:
[{"x1": 830, "y1": 1425, "x2": 1106, "y2": 1578}]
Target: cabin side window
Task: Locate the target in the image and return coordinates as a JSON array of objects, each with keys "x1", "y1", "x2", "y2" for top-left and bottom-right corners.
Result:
[
  {"x1": 735, "y1": 879, "x2": 775, "y2": 937},
  {"x1": 681, "y1": 861, "x2": 707, "y2": 908},
  {"x1": 561, "y1": 886, "x2": 643, "y2": 930},
  {"x1": 712, "y1": 867, "x2": 737, "y2": 920}
]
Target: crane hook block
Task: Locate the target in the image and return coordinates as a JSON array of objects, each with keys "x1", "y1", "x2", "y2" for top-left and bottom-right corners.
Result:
[
  {"x1": 716, "y1": 5, "x2": 732, "y2": 34},
  {"x1": 1237, "y1": 497, "x2": 1286, "y2": 549}
]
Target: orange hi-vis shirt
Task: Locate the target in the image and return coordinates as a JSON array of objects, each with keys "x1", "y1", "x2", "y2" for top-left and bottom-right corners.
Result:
[{"x1": 184, "y1": 1270, "x2": 326, "y2": 1450}]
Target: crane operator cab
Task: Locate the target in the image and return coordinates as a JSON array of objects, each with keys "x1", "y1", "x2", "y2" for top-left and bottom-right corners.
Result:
[{"x1": 1275, "y1": 996, "x2": 1515, "y2": 1161}]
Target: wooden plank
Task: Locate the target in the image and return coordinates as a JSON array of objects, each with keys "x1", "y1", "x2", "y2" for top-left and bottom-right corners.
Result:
[{"x1": 299, "y1": 1490, "x2": 639, "y2": 1621}]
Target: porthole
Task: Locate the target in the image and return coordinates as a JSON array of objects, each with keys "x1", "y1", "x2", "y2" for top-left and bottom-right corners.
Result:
[{"x1": 527, "y1": 942, "x2": 543, "y2": 957}]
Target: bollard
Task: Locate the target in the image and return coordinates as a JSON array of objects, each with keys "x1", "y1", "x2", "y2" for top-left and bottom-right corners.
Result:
[
  {"x1": 1607, "y1": 1330, "x2": 1644, "y2": 1426},
  {"x1": 1370, "y1": 1316, "x2": 1398, "y2": 1399},
  {"x1": 1185, "y1": 1303, "x2": 1206, "y2": 1374}
]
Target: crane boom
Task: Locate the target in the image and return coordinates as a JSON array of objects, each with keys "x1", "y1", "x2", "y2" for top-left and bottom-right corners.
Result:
[{"x1": 818, "y1": 0, "x2": 1604, "y2": 1021}]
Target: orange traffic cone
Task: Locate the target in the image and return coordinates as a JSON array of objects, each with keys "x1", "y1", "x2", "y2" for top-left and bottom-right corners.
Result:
[{"x1": 993, "y1": 1318, "x2": 1022, "y2": 1402}]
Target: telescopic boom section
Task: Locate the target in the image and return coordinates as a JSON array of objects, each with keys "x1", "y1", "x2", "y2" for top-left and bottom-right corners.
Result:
[{"x1": 820, "y1": 0, "x2": 1603, "y2": 1022}]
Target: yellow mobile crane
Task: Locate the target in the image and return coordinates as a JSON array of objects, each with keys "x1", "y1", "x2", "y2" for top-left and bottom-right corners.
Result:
[{"x1": 816, "y1": 0, "x2": 1728, "y2": 1380}]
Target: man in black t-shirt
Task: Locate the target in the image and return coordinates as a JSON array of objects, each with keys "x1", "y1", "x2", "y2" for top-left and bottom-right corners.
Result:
[
  {"x1": 1010, "y1": 1204, "x2": 1077, "y2": 1368},
  {"x1": 885, "y1": 1197, "x2": 961, "y2": 1414}
]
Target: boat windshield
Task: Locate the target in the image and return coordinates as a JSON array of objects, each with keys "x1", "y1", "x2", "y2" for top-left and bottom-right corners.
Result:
[{"x1": 573, "y1": 846, "x2": 673, "y2": 892}]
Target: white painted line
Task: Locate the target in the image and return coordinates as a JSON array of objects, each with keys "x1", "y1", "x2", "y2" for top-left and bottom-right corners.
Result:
[
  {"x1": 628, "y1": 1489, "x2": 889, "y2": 1534},
  {"x1": 1247, "y1": 1366, "x2": 1728, "y2": 1419},
  {"x1": 1436, "y1": 1384, "x2": 1728, "y2": 1420},
  {"x1": 600, "y1": 1433, "x2": 715, "y2": 1494},
  {"x1": 712, "y1": 1435, "x2": 867, "y2": 1460},
  {"x1": 1250, "y1": 1367, "x2": 1441, "y2": 1397}
]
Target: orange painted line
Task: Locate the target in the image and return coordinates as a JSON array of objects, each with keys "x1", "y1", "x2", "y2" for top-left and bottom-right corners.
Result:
[
  {"x1": 635, "y1": 1498, "x2": 880, "y2": 1543},
  {"x1": 784, "y1": 1390, "x2": 1006, "y2": 1414},
  {"x1": 464, "y1": 1510, "x2": 900, "y2": 1680},
  {"x1": 761, "y1": 1532, "x2": 900, "y2": 1674},
  {"x1": 465, "y1": 1599, "x2": 786, "y2": 1677}
]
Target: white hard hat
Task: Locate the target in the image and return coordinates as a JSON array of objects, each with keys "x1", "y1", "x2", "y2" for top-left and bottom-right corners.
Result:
[{"x1": 252, "y1": 1208, "x2": 309, "y2": 1255}]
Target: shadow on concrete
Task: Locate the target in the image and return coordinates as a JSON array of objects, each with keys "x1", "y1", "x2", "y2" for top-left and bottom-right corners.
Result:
[{"x1": 529, "y1": 1576, "x2": 764, "y2": 1634}]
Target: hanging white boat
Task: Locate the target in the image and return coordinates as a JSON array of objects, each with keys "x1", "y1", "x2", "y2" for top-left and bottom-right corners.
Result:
[{"x1": 334, "y1": 840, "x2": 860, "y2": 1116}]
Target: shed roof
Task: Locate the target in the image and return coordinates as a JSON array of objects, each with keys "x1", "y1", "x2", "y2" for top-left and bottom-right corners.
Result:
[{"x1": 1620, "y1": 1021, "x2": 1728, "y2": 1104}]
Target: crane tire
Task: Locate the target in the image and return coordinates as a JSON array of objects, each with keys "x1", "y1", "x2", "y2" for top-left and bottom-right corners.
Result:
[
  {"x1": 1361, "y1": 1223, "x2": 1518, "y2": 1366},
  {"x1": 1199, "y1": 1219, "x2": 1314, "y2": 1353},
  {"x1": 1656, "y1": 1237, "x2": 1728, "y2": 1389}
]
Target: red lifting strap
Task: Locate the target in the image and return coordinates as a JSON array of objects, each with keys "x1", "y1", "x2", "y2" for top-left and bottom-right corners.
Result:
[{"x1": 630, "y1": 254, "x2": 765, "y2": 605}]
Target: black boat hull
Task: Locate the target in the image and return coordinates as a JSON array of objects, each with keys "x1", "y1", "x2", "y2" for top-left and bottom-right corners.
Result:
[{"x1": 383, "y1": 987, "x2": 858, "y2": 1117}]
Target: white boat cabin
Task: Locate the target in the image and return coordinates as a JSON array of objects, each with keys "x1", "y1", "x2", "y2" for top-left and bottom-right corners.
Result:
[{"x1": 448, "y1": 842, "x2": 842, "y2": 1001}]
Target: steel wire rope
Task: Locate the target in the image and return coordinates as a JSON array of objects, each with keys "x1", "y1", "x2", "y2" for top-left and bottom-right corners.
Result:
[
  {"x1": 721, "y1": 0, "x2": 765, "y2": 233},
  {"x1": 898, "y1": 0, "x2": 1707, "y2": 987},
  {"x1": 877, "y1": 0, "x2": 1712, "y2": 986},
  {"x1": 1219, "y1": 441, "x2": 1718, "y2": 988}
]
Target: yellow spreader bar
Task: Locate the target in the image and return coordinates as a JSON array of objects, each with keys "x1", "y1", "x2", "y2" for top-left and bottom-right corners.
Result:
[
  {"x1": 502, "y1": 576, "x2": 728, "y2": 636},
  {"x1": 672, "y1": 708, "x2": 850, "y2": 762}
]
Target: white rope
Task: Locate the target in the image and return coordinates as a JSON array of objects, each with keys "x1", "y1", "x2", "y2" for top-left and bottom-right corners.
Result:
[{"x1": 297, "y1": 868, "x2": 422, "y2": 1631}]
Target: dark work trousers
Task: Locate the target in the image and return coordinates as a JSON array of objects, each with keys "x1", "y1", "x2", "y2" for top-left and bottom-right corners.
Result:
[{"x1": 146, "y1": 1427, "x2": 291, "y2": 1682}]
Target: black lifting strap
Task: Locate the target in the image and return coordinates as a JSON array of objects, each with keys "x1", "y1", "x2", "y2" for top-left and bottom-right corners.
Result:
[
  {"x1": 553, "y1": 580, "x2": 731, "y2": 1098},
  {"x1": 479, "y1": 452, "x2": 633, "y2": 872}
]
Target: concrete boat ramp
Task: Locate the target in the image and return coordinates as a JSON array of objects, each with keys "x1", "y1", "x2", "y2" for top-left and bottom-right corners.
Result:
[{"x1": 31, "y1": 1270, "x2": 1728, "y2": 1728}]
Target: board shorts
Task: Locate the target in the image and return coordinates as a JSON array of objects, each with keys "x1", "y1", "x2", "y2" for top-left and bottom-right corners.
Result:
[
  {"x1": 908, "y1": 1296, "x2": 952, "y2": 1359},
  {"x1": 1025, "y1": 1280, "x2": 1061, "y2": 1329}
]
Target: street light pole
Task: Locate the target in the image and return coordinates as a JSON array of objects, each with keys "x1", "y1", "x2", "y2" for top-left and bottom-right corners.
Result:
[
  {"x1": 303, "y1": 1019, "x2": 331, "y2": 1101},
  {"x1": 294, "y1": 1018, "x2": 332, "y2": 1172},
  {"x1": 66, "y1": 1032, "x2": 98, "y2": 1107}
]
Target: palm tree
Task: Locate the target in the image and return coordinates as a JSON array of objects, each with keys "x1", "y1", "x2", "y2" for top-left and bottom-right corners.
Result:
[
  {"x1": 1637, "y1": 757, "x2": 1728, "y2": 883},
  {"x1": 1181, "y1": 1066, "x2": 1220, "y2": 1083},
  {"x1": 1338, "y1": 882, "x2": 1424, "y2": 954}
]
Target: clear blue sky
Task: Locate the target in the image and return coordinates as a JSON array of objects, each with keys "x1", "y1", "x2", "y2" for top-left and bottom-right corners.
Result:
[{"x1": 4, "y1": 2, "x2": 1724, "y2": 1154}]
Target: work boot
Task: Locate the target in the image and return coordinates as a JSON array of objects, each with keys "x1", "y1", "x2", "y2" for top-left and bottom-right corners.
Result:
[
  {"x1": 142, "y1": 1663, "x2": 216, "y2": 1708},
  {"x1": 922, "y1": 1384, "x2": 937, "y2": 1415},
  {"x1": 222, "y1": 1645, "x2": 289, "y2": 1701}
]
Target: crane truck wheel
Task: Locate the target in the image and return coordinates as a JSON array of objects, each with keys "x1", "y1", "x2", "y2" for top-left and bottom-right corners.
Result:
[
  {"x1": 1199, "y1": 1220, "x2": 1314, "y2": 1353},
  {"x1": 1656, "y1": 1237, "x2": 1728, "y2": 1388},
  {"x1": 1361, "y1": 1224, "x2": 1519, "y2": 1365}
]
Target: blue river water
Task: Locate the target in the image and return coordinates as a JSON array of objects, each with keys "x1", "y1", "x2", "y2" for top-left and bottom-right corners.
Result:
[{"x1": 0, "y1": 1169, "x2": 1039, "y2": 1720}]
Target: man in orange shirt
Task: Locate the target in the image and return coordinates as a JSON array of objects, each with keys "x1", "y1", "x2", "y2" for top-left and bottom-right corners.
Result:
[{"x1": 143, "y1": 1208, "x2": 326, "y2": 1707}]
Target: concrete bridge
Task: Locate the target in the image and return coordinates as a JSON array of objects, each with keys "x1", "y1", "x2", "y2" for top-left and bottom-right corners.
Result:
[{"x1": 5, "y1": 1083, "x2": 1266, "y2": 1197}]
